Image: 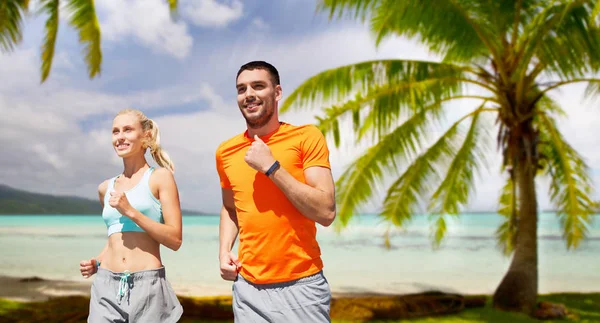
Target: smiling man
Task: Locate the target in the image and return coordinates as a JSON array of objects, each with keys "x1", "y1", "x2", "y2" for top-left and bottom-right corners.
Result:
[{"x1": 214, "y1": 61, "x2": 336, "y2": 322}]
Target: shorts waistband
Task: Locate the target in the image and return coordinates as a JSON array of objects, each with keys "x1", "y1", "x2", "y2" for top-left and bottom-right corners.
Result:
[
  {"x1": 97, "y1": 266, "x2": 166, "y2": 281},
  {"x1": 238, "y1": 270, "x2": 325, "y2": 288}
]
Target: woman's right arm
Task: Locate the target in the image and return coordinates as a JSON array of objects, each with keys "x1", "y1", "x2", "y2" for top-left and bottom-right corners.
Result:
[{"x1": 79, "y1": 180, "x2": 110, "y2": 278}]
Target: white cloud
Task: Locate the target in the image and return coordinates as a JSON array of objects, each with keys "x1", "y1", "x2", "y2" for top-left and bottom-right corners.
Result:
[
  {"x1": 94, "y1": 0, "x2": 245, "y2": 59},
  {"x1": 251, "y1": 18, "x2": 269, "y2": 31},
  {"x1": 32, "y1": 144, "x2": 68, "y2": 170},
  {"x1": 181, "y1": 0, "x2": 243, "y2": 28},
  {"x1": 97, "y1": 0, "x2": 193, "y2": 59},
  {"x1": 1, "y1": 16, "x2": 599, "y2": 215},
  {"x1": 0, "y1": 49, "x2": 42, "y2": 91},
  {"x1": 0, "y1": 49, "x2": 224, "y2": 206}
]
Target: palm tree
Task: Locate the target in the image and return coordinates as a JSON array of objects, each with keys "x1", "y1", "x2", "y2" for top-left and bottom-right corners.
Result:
[
  {"x1": 0, "y1": 0, "x2": 177, "y2": 83},
  {"x1": 281, "y1": 0, "x2": 600, "y2": 316}
]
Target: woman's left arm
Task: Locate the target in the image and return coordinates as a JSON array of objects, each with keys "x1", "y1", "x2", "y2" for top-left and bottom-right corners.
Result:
[{"x1": 110, "y1": 168, "x2": 183, "y2": 251}]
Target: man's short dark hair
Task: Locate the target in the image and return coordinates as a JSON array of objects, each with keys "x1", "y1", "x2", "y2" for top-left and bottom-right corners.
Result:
[{"x1": 237, "y1": 61, "x2": 280, "y2": 86}]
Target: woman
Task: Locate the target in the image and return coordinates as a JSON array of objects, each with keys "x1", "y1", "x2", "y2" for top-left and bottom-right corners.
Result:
[{"x1": 79, "y1": 109, "x2": 183, "y2": 322}]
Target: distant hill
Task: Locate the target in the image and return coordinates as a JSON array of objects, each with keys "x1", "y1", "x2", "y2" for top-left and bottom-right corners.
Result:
[{"x1": 0, "y1": 184, "x2": 209, "y2": 215}]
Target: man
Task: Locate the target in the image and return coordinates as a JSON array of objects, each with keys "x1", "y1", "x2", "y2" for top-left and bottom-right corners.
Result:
[{"x1": 215, "y1": 60, "x2": 336, "y2": 322}]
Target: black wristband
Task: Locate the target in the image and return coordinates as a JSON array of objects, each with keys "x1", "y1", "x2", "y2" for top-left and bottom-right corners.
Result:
[{"x1": 265, "y1": 160, "x2": 280, "y2": 176}]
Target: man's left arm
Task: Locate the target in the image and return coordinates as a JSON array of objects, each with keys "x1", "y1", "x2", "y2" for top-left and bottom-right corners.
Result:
[{"x1": 245, "y1": 134, "x2": 336, "y2": 226}]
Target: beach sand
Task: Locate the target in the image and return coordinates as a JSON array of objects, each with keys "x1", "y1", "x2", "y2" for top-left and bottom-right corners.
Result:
[
  {"x1": 0, "y1": 275, "x2": 488, "y2": 322},
  {"x1": 4, "y1": 274, "x2": 600, "y2": 322},
  {"x1": 3, "y1": 272, "x2": 600, "y2": 304},
  {"x1": 0, "y1": 275, "x2": 92, "y2": 302}
]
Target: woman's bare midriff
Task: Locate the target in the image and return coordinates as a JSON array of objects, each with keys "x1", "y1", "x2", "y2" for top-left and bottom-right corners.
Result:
[{"x1": 101, "y1": 232, "x2": 163, "y2": 273}]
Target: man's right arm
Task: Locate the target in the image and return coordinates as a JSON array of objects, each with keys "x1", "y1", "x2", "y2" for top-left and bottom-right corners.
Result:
[{"x1": 219, "y1": 188, "x2": 240, "y2": 281}]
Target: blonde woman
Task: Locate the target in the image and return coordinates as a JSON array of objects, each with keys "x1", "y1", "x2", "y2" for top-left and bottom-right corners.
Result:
[{"x1": 79, "y1": 109, "x2": 183, "y2": 322}]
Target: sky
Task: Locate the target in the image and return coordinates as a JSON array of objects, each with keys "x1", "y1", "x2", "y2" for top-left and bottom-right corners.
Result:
[{"x1": 1, "y1": 0, "x2": 599, "y2": 214}]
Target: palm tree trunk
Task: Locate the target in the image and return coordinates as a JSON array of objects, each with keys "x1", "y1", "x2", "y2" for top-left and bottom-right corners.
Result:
[{"x1": 492, "y1": 125, "x2": 539, "y2": 314}]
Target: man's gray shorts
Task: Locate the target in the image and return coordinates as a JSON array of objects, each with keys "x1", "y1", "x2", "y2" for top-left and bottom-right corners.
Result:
[
  {"x1": 88, "y1": 266, "x2": 183, "y2": 323},
  {"x1": 232, "y1": 271, "x2": 331, "y2": 322}
]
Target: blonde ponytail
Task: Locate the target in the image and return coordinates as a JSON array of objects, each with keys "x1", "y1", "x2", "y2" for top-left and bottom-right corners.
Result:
[
  {"x1": 116, "y1": 109, "x2": 175, "y2": 173},
  {"x1": 147, "y1": 119, "x2": 175, "y2": 173}
]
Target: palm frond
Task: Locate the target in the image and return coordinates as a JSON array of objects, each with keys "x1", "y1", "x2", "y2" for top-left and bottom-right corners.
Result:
[
  {"x1": 0, "y1": 0, "x2": 29, "y2": 52},
  {"x1": 519, "y1": 1, "x2": 600, "y2": 79},
  {"x1": 535, "y1": 78, "x2": 600, "y2": 104},
  {"x1": 317, "y1": 0, "x2": 377, "y2": 21},
  {"x1": 370, "y1": 0, "x2": 509, "y2": 64},
  {"x1": 537, "y1": 111, "x2": 596, "y2": 249},
  {"x1": 426, "y1": 106, "x2": 494, "y2": 247},
  {"x1": 40, "y1": 0, "x2": 59, "y2": 82},
  {"x1": 312, "y1": 79, "x2": 477, "y2": 148},
  {"x1": 331, "y1": 102, "x2": 446, "y2": 231},
  {"x1": 430, "y1": 215, "x2": 447, "y2": 250},
  {"x1": 536, "y1": 94, "x2": 567, "y2": 117},
  {"x1": 67, "y1": 0, "x2": 102, "y2": 79},
  {"x1": 428, "y1": 107, "x2": 490, "y2": 216},
  {"x1": 593, "y1": 0, "x2": 600, "y2": 25},
  {"x1": 584, "y1": 78, "x2": 600, "y2": 99},
  {"x1": 319, "y1": 0, "x2": 515, "y2": 65},
  {"x1": 495, "y1": 175, "x2": 518, "y2": 256},
  {"x1": 281, "y1": 60, "x2": 478, "y2": 114},
  {"x1": 379, "y1": 115, "x2": 465, "y2": 229}
]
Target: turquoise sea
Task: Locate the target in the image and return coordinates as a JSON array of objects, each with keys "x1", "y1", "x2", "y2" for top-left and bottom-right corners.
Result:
[{"x1": 0, "y1": 213, "x2": 599, "y2": 296}]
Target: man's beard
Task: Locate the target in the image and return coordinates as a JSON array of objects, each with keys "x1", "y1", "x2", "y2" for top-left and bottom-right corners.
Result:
[{"x1": 243, "y1": 104, "x2": 275, "y2": 129}]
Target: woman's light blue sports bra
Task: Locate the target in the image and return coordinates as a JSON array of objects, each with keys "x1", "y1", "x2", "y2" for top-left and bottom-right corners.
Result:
[{"x1": 102, "y1": 167, "x2": 164, "y2": 236}]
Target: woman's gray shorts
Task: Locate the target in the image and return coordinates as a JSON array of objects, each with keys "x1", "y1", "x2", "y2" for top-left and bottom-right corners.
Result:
[
  {"x1": 88, "y1": 266, "x2": 183, "y2": 323},
  {"x1": 232, "y1": 270, "x2": 331, "y2": 322}
]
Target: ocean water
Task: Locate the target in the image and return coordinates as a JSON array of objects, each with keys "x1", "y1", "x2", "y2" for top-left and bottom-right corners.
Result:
[{"x1": 0, "y1": 213, "x2": 599, "y2": 296}]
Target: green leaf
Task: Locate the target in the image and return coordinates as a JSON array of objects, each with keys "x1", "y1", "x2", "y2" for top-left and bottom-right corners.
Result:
[
  {"x1": 538, "y1": 111, "x2": 596, "y2": 249},
  {"x1": 583, "y1": 78, "x2": 600, "y2": 99},
  {"x1": 0, "y1": 0, "x2": 29, "y2": 52},
  {"x1": 331, "y1": 98, "x2": 451, "y2": 231},
  {"x1": 356, "y1": 80, "x2": 470, "y2": 142},
  {"x1": 495, "y1": 175, "x2": 518, "y2": 256},
  {"x1": 537, "y1": 94, "x2": 567, "y2": 117},
  {"x1": 537, "y1": 78, "x2": 600, "y2": 103},
  {"x1": 313, "y1": 80, "x2": 473, "y2": 148},
  {"x1": 317, "y1": 0, "x2": 377, "y2": 21},
  {"x1": 39, "y1": 0, "x2": 60, "y2": 82},
  {"x1": 430, "y1": 215, "x2": 447, "y2": 250},
  {"x1": 370, "y1": 0, "x2": 500, "y2": 63},
  {"x1": 379, "y1": 116, "x2": 464, "y2": 229},
  {"x1": 318, "y1": 0, "x2": 516, "y2": 64},
  {"x1": 67, "y1": 0, "x2": 102, "y2": 79},
  {"x1": 280, "y1": 59, "x2": 474, "y2": 115},
  {"x1": 593, "y1": 0, "x2": 600, "y2": 25},
  {"x1": 428, "y1": 108, "x2": 490, "y2": 217},
  {"x1": 519, "y1": 1, "x2": 600, "y2": 79}
]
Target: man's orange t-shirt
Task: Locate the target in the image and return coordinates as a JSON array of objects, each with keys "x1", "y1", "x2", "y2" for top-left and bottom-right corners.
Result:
[{"x1": 215, "y1": 122, "x2": 331, "y2": 284}]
